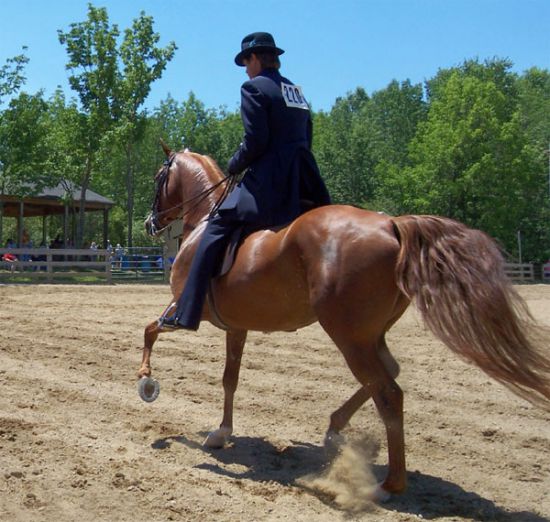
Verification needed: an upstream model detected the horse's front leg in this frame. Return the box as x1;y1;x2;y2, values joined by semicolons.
137;302;177;378
138;320;159;378
204;329;247;448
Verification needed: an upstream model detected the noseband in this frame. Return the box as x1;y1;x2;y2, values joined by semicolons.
148;153;237;236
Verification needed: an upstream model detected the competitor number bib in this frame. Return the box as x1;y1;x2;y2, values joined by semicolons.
281;82;309;110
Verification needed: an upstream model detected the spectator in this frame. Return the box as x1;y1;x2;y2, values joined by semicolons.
21;229;33;265
34;241;48;271
114;243;124;269
2;240;17;272
90;241;98;262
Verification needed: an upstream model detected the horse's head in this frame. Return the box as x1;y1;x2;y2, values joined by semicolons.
145;140;183;237
145;141;232;237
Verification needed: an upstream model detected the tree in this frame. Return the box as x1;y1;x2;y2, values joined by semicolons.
150;92;242;167
362;80;427;213
400;63;544;259
112;12;176;246
0;92;51;195
517;68;550;146
313;87;371;205
367;80;426;167
0;48;29;106
58;4;119;246
58;5;176;247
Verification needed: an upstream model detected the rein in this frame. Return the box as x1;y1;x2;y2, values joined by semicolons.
149;153;236;235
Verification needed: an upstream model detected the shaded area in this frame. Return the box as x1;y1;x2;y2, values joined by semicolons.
152;432;548;521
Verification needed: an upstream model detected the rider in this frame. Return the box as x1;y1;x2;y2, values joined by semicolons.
162;31;331;330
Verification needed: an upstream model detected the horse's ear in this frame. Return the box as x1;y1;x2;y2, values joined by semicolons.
159;138;172;158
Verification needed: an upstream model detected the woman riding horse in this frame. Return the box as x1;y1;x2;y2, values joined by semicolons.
161;32;330;331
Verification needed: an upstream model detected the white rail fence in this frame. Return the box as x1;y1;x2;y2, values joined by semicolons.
0;247;111;283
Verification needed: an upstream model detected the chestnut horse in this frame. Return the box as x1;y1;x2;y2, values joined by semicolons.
139;145;550;501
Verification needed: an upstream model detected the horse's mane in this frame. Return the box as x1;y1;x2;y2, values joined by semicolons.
173;151;227;224
177;151;225;184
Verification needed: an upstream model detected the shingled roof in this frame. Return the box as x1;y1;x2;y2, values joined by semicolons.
0;182;114;217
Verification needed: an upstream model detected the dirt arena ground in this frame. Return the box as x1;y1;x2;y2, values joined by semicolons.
0;283;549;522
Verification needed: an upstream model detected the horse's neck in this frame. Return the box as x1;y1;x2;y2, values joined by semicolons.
178;153;225;230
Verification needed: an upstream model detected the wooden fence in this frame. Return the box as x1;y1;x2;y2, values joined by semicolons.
0;248;539;285
503;262;535;283
0;247;111;283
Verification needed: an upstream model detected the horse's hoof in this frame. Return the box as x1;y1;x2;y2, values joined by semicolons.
203;427;231;449
324;430;346;458
370;483;391;503
138;376;160;403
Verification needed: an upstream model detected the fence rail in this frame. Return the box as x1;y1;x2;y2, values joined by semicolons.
0;248;540;285
504;262;535;282
1;246;167;283
0;247;111;283
110;247;165;281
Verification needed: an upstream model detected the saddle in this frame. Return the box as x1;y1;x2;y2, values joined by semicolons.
218;226;245;277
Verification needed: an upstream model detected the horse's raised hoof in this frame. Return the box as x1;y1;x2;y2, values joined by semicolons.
138;376;160;403
323;430;346;459
203;427;232;449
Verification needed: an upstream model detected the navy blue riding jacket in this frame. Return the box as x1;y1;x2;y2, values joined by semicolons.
222;68;331;227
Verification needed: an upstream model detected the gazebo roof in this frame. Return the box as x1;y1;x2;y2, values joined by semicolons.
0;182;115;217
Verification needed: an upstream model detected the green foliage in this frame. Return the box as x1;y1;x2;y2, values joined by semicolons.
57;5;119;133
0;48;29;105
314;87;372;204
398;62;546;260
517;67;550;149
0;91;52;194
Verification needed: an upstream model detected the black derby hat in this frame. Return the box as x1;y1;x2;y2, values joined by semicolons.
234;32;284;66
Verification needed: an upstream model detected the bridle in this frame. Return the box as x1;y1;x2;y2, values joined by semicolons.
147;153;237;236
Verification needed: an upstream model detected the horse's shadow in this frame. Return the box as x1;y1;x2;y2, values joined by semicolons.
152;433;324;485
151;434;547;521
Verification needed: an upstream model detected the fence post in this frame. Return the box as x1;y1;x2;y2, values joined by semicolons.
105;250;112;284
46;252;53;283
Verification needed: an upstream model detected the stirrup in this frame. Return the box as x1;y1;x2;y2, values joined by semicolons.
158;303;181;330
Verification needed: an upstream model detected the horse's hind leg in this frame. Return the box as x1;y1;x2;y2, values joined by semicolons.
372;377;405;496
330;335;406;499
325;386;371;452
204;329;247;448
325;339;400;449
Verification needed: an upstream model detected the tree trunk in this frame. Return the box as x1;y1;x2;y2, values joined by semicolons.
126;144;134;248
77;155;92;248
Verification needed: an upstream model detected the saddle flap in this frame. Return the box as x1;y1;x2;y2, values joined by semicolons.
218;225;245;277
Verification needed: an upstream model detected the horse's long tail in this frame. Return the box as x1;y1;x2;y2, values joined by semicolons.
392;214;550;410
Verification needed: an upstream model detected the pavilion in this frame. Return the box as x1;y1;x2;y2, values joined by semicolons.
0;182;114;248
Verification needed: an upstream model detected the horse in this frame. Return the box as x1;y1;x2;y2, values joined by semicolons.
139;144;550;502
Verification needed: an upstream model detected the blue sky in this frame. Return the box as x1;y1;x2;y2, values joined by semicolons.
1;0;549;112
